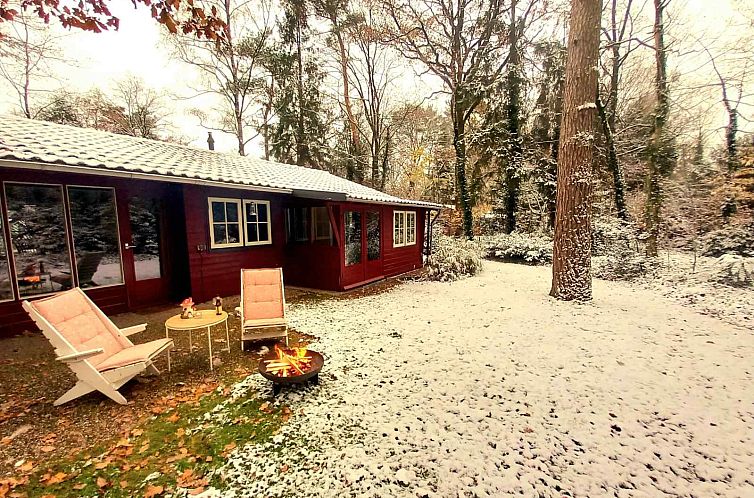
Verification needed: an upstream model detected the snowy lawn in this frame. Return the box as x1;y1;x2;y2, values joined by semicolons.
216;261;753;497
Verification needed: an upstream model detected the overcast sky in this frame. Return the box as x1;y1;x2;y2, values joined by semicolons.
0;0;747;156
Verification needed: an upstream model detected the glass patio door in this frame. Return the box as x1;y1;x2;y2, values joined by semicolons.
342;207;383;287
123;196;170;307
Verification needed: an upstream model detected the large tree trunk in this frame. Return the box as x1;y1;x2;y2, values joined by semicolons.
452;99;474;239
725;106;738;173
503;0;522;234
644;0;670;256
550;0;602;301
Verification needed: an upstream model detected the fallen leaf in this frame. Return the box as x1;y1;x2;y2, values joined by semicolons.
144;484;164;498
205;456;213;462
131;429;144;437
119;480;129;489
280;464;289;473
43;472;67;485
189;487;205;495
96;477;108;488
166;413;180;423
95;462;109;470
223;442;236;452
73;483;86;490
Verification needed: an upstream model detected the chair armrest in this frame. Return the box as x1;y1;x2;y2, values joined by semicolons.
120;324;147;337
56;348;104;363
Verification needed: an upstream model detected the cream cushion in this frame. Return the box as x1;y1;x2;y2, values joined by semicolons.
96;338;173;372
243;269;284;320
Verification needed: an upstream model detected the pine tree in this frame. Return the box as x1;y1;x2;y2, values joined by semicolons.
550;0;602;301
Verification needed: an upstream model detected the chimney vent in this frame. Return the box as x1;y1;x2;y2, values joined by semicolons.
207;131;215;151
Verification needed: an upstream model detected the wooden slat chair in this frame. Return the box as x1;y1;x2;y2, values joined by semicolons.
22;288;173;406
238;268;289;350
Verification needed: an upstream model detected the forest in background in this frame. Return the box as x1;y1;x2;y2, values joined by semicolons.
1;0;753;258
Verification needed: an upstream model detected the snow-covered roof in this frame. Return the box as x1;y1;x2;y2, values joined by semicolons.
0;116;442;209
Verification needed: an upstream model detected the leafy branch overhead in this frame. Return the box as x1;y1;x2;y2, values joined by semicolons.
0;0;227;40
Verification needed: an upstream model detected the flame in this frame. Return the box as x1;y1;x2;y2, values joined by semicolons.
263;345;312;377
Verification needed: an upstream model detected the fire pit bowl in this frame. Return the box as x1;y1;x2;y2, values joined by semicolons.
258;348;324;395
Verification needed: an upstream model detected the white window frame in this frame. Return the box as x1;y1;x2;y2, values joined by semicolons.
243;200;272;246
0;214;14;303
312;206;332;241
208;197;243;249
393;210;417;248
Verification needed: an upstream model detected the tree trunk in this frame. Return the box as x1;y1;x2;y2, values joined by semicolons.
294;11;311;167
547;65;565;230
550;0;601;301
596;94;628;220
503;0;522;234
452;99;474;239
725;106;738;173
644;0;670;257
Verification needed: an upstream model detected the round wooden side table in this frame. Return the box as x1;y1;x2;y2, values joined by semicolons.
164;310;230;371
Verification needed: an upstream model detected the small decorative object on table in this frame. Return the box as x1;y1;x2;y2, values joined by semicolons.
180;297;196;319
214;295;223;316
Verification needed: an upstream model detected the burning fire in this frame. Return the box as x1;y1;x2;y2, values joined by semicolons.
263;345;313;377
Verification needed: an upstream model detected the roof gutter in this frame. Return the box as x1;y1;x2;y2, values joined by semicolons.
343;195;444;210
0;159;293;194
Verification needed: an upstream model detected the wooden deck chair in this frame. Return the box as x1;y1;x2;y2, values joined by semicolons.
238;268;289;350
22;288;173;406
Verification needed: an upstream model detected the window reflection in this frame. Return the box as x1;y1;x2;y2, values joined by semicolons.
345;211;361;266
68;187;123;288
367;212;380;261
6;184;72;297
0;222;12;301
129;197;162;281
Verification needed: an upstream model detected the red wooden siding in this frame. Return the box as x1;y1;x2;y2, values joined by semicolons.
382;206;425;278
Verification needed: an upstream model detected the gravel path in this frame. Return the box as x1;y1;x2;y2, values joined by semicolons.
214;261;754;497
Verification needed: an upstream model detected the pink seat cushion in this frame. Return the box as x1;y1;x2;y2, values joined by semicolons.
244;317;287;328
33;289;128;367
243;269;285;321
96;338;173;372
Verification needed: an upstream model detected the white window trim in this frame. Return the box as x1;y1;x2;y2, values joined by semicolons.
312;206;332;241
243;199;272;246
208;197;243;249
393;210;417;248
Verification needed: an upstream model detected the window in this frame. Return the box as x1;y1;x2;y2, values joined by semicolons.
344;211;362;266
367;211;380;261
312;207;332;241
0;221;12;302
129;197;162;280
5;183;73;297
208;198;242;248
244;200;272;245
285;207;308;243
68;187;124;288
393;210;417;247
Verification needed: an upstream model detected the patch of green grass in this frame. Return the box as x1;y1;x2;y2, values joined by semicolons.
17;387;285;497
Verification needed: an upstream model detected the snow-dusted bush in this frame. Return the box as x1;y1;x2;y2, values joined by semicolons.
426;234;483;282
711;254;753;288
592;218;638;256
701;222;754;257
480;232;552;264
593;246;661;281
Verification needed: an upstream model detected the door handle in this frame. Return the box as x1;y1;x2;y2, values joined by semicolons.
124;242;134;250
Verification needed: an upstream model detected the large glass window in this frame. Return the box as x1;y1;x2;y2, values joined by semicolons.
367;211;381;261
312;207;332;241
68;187;123;288
0;222;12;301
244;200;272;246
208;197;242;248
5;184;73;297
129;197;162;281
285;207;308;243
393;210;416;247
344;211;362;266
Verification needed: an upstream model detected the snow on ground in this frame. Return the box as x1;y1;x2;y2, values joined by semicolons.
212;261;754;498
635;252;753;330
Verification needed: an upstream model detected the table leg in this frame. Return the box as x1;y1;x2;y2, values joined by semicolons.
189;330;193;352
165;325;171;372
225;319;231;352
207;325;213;371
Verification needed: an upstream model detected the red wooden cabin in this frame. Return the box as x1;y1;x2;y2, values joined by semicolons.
0;118;441;336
